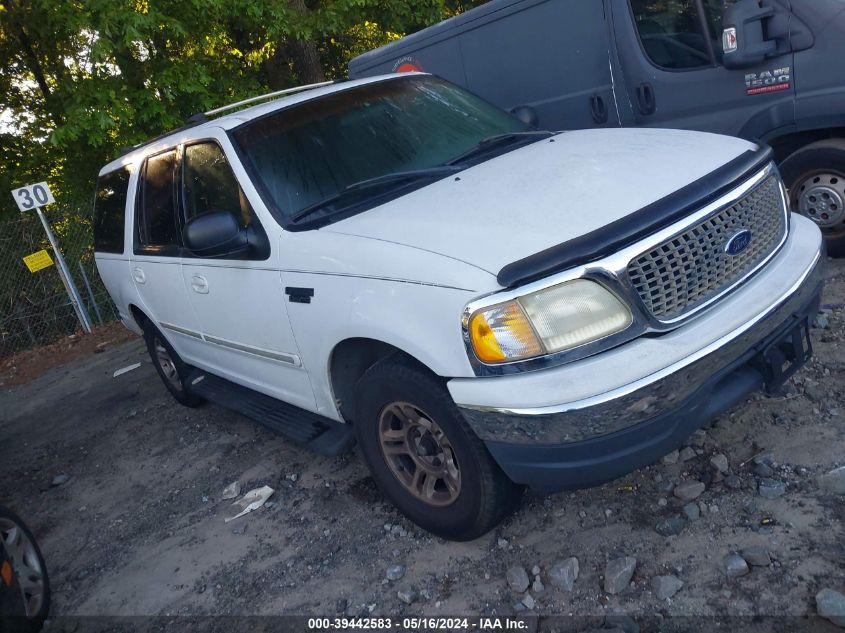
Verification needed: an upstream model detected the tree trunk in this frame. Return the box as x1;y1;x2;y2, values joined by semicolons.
286;0;325;84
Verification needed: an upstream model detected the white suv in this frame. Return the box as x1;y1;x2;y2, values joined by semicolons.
94;73;825;540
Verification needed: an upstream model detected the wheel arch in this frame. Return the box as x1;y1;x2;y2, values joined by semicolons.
764;127;845;163
328;337;442;424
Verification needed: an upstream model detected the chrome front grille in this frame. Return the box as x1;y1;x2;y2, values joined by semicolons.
627;176;787;322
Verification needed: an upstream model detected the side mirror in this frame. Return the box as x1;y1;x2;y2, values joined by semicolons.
509;105;540;129
183;211;250;258
722;0;780;69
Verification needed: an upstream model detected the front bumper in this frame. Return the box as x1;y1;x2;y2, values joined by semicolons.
450;216;825;489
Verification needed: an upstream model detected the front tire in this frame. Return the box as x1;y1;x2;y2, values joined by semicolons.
780;139;845;257
354;356;523;541
142;321;204;407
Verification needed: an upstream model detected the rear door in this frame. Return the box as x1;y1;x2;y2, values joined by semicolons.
130;149;207;364
178;136;317;411
610;0;795;138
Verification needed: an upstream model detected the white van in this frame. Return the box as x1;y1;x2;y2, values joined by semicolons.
94;73;825;540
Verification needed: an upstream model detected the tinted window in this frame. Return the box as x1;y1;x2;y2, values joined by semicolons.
138;150;179;249
233;76;527;221
630;0;713;69
93;168;129;253
183;143;254;229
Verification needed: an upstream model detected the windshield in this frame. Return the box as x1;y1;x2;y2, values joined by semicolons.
232;75;529;223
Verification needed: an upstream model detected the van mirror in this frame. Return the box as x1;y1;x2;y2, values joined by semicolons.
508;105;540;129
722;0;780;69
183;211;251;258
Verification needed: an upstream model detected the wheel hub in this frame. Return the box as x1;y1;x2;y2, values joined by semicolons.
378;402;461;507
154;338;182;392
795;172;845;230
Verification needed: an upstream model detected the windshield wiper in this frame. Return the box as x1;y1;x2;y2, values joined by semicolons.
447;131;555;166
292;165;463;223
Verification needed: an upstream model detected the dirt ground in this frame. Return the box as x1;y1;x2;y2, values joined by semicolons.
1;259;844;631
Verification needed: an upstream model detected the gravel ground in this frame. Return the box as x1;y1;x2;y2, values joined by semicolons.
1;258;844;631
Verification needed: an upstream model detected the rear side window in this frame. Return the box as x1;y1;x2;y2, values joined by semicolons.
630;0;715;69
137;150;179;250
93;168;130;253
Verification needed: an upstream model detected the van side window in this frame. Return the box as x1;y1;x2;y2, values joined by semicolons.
137;149;180;250
630;0;714;69
183;142;257;230
93;167;130;254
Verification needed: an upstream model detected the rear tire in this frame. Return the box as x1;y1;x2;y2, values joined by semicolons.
142;321;204;407
780;139;845;257
354;356;523;541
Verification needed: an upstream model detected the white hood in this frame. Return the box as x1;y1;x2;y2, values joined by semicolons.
325;128;758;276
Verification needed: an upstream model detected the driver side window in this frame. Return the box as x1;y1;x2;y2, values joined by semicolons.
183;142;257;230
630;0;717;70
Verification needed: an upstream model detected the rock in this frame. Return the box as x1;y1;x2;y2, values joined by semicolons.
531;565;541;576
51;474;71;487
710;454;730;474
497;537;509;549
652;575;684;600
813;313;830;330
682;502;701;521
679;447;697;462
723;554;750;578
605;613;640;633
674;480;706;501
506;566;530;593
724;475;743;490
231;524;247;535
655;517;687;537
522;593;536;610
818;466;845;494
759;479;787;499
658;498;668;507
816;588;845;627
689;430;708;447
662;450;680;465
548;557;579;591
336;598;348;614
741;547;771;567
221;481;241;500
397;585;418;605
532;577;545;593
755;463;775;478
604;557;637;595
386;564;406;581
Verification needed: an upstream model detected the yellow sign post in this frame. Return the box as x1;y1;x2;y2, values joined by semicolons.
23;249;54;273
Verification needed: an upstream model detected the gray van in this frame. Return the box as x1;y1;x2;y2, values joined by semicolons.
349;0;845;255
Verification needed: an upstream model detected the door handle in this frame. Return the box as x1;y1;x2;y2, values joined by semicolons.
590;94;609;125
636;82;656;116
132;268;146;284
191;275;209;294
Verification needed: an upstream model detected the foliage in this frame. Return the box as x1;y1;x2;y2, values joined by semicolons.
0;0;482;219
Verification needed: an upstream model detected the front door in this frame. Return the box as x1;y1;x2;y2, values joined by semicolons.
610;0;796;139
178;136;317;412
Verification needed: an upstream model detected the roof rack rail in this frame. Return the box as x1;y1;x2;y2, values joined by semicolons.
200;80;336;118
118;80;338;157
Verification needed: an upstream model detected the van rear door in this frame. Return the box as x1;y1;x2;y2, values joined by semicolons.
609;0;796;139
350;0;620;131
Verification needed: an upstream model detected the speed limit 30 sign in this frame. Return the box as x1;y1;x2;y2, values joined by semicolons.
12;181;55;212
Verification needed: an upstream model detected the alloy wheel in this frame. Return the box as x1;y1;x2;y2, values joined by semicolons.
154;338;183;392
0;517;46;618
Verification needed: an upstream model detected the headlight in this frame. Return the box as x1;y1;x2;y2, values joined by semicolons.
467;280;632;364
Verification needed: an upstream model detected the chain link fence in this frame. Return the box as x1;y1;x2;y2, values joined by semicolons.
0;209;119;359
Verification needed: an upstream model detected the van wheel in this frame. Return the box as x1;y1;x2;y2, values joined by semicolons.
143;322;204;408
780;139;845;257
354;356;523;541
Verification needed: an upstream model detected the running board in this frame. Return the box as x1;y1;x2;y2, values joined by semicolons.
186;370;354;457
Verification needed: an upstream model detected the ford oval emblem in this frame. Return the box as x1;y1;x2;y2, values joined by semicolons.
725;230;752;256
